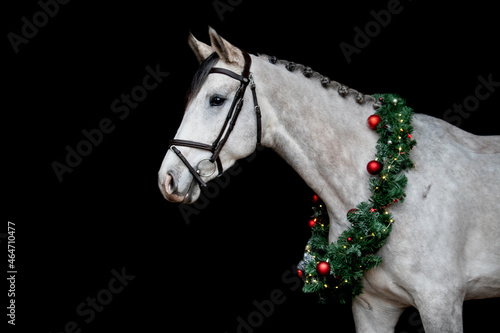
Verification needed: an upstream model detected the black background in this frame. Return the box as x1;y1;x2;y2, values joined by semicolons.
5;0;499;332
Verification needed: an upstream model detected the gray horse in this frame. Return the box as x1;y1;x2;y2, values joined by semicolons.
158;28;500;332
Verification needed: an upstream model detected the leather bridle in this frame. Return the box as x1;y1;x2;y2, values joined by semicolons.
168;51;262;188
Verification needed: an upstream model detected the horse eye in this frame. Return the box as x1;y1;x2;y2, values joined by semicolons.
209;95;226;107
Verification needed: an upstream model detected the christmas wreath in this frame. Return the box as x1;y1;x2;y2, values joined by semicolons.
297;93;417;304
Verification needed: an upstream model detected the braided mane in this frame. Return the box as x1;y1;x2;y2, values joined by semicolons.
258;54;379;108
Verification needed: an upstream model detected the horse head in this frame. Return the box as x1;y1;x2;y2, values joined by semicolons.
158;28;261;203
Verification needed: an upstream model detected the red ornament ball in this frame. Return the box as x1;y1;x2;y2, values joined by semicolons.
367;114;382;130
347;208;358;221
367;160;383;175
316;261;331;276
347;237;352;242
308;218;317;228
297;269;304;279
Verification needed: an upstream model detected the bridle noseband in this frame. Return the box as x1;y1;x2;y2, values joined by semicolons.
168;51;262;188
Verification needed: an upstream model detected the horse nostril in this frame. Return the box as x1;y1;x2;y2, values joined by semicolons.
159;172;185;203
165;173;176;195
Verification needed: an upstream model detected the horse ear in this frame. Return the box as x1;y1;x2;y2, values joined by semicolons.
188;33;213;64
208;27;244;65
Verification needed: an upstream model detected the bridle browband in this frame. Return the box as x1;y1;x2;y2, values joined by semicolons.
168;51;262;188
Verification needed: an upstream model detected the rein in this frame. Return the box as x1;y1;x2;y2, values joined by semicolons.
168;51;262;188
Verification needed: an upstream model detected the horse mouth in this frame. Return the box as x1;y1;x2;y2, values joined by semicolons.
182;178;201;204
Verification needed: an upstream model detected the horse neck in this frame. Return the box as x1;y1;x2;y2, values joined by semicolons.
253;55;380;239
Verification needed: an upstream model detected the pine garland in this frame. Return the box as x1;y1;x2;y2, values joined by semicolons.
297;93;417;304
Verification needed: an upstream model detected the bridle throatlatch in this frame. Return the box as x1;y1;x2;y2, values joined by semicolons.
168;51;262;188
